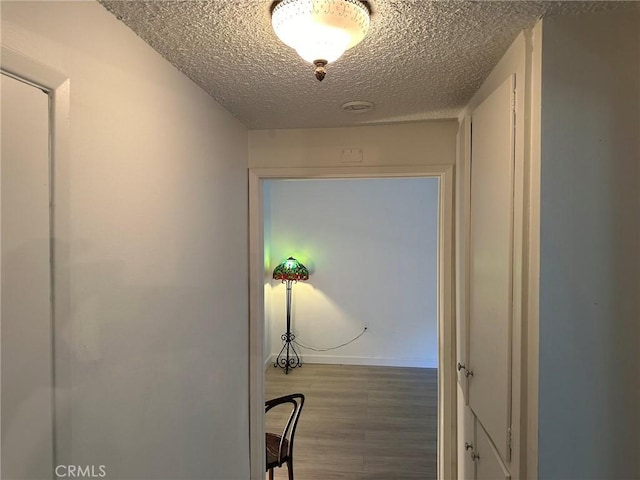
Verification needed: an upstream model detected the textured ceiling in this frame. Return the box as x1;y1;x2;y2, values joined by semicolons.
98;0;634;129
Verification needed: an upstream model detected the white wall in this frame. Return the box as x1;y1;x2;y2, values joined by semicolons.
264;178;439;368
537;9;639;479
1;2;249;479
249;120;457;169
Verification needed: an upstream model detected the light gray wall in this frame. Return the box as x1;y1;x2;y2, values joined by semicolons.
248;120;458;169
1;2;249;479
264;178;439;368
538;9;639;479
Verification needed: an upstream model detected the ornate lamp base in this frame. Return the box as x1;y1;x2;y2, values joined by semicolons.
274;331;301;374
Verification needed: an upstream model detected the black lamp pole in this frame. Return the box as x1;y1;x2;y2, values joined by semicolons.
274;279;302;374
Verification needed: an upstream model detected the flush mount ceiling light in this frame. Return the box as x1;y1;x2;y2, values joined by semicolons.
271;0;371;81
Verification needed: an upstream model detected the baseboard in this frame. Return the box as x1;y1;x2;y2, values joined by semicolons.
267;354;437;369
264;354;273;372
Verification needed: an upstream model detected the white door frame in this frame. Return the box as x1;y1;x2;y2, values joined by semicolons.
248;165;456;480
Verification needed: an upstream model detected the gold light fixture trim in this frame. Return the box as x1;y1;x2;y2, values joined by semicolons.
271;0;371;81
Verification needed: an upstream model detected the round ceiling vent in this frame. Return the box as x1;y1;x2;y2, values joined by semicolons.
341;101;375;114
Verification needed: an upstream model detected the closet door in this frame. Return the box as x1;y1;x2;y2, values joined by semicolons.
1;73;53;479
459;405;476;480
475;421;511;480
467;75;515;463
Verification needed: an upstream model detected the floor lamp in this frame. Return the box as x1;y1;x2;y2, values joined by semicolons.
272;257;309;374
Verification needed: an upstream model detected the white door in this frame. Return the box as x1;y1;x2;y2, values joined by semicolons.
458;403;476;480
1;73;53;479
475;421;511;480
467;74;515;464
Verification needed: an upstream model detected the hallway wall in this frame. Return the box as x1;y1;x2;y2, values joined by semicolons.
1;2;249;478
538;9;640;479
248;120;457;169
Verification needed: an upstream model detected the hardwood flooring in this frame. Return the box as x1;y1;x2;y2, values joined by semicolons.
265;364;437;480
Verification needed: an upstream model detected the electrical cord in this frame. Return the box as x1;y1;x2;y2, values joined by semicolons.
293;326;367;352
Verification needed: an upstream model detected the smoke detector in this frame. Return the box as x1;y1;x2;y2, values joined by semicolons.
341;101;375;113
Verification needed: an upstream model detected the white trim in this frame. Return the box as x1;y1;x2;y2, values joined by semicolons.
248;170;265;480
248;165;456;480
455;115;472;402
0;46;68;91
289;355;438;369
525;20;542;480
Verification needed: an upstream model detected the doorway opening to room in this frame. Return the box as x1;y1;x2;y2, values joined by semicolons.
264;176;438;479
248;166;456;480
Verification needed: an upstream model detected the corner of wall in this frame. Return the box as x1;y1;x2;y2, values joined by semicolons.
524;17;543;480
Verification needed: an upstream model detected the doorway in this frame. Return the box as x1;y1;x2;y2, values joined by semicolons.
248;165;456;480
264;177;438;370
263;176;439;478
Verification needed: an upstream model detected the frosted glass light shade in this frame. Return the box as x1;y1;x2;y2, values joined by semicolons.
272;0;370;64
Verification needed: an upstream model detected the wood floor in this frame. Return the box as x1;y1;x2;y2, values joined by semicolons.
265;363;437;480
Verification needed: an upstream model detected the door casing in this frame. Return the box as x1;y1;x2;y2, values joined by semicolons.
248;165;456;480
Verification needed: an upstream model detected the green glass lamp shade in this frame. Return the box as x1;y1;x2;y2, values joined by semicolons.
273;257;309;282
